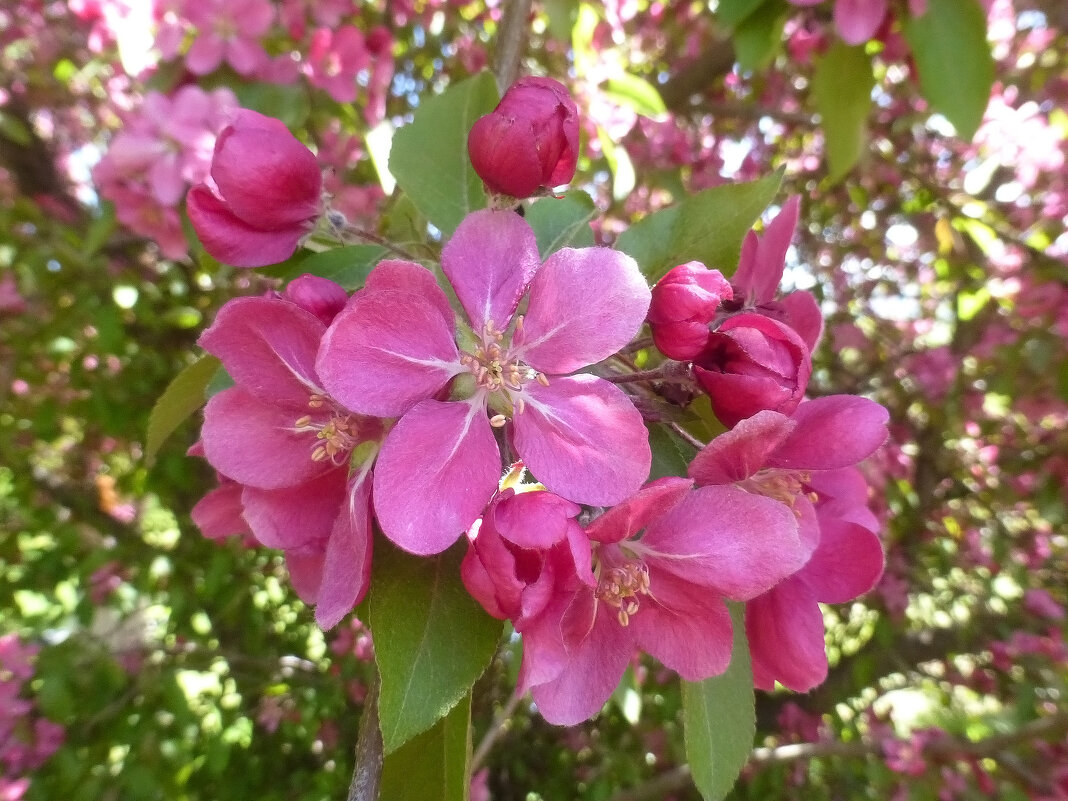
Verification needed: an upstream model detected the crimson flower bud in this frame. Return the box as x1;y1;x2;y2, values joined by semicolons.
467;76;579;199
187;109;322;267
647;261;732;360
693;313;812;427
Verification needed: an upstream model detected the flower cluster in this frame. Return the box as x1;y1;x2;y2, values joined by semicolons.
191;82;887;726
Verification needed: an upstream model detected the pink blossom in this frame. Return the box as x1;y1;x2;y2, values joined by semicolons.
689;396;889;690
693;313;813;428
516;478;806;725
306;26;370;104
187;109;323;267
183;0;273;76
317;209;652;555
787;0;888;46
196;283;379;628
468;77;580;198
647;261;732;360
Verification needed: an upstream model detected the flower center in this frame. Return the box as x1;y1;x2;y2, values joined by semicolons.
294;393;362;465
596;559;651;627
459;319;548;425
739;468;814;514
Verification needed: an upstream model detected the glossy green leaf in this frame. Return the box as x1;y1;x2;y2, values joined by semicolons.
603;73;667;117
902;0;994;141
379;692;472;801
369;543;502;754
733;0;787;72
525;190;597;259
615;169;783;282
259;244;387;290
145;355;221;460
232;82;311;129
812;43;874;182
682;602;754;801
389;72;499;237
716;0;770;26
648;423;696;481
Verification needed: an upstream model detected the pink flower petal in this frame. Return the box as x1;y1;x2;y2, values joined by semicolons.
186;33;225;75
187;185;308;267
746;578;828;691
199;296;325;407
733;196;799;304
315;475;374;629
373;399;501;554
363;260;455;326
211;111;322;227
802;518;884;604
317;288;462;417
285;546;327;605
441;209;539;334
688;410;796;485
834;0;888;45
513;375;651;506
641;485;804;600
201;387;332;489
191;482;250;540
241;468;347;549
585;477;693;544
780;290;824;351
770;395;889;470
631;576;733;680
528;605;635;726
491;490;582;549
517;247;651;374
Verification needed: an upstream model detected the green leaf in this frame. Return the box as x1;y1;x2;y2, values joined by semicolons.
380;692;472;801
525;190;597;259
902;0;994;141
145;355;221;461
716;0;771;26
259;244;387;290
389;72;499;237
369;543;502;753
602;73;667;118
811;43;874;182
615;170;783;282
733;0;787;72
232;82;311;129
682;602;755;801
648;423;696;481
0;110;33;146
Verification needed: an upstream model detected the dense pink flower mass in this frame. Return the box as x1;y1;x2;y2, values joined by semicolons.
468;77;580;198
689;395;890;690
509;478;806;725
317;209;652;555
195;277;380;628
187;109;323;267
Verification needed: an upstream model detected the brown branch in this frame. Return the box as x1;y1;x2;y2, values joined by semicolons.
493;0;533;94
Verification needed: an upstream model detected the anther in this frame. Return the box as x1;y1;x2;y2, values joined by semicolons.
489;414;509;428
536;372;550;387
514;397;526;415
294;415;312;428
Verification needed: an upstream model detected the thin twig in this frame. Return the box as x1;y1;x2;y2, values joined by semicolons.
669;422;706;451
340;223;420;261
493;0;533;93
471;690;525;772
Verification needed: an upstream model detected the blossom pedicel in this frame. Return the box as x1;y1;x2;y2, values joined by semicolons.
467;76;580;198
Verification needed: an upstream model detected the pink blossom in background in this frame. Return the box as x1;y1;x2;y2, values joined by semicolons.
195;282;381;628
306;26;370;104
317;209;652;555
787;0;889;46
516;478;805;725
183;0;273;76
187;109;323;267
0;272;27;315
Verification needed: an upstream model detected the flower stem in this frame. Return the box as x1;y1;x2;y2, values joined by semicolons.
347;671;383;801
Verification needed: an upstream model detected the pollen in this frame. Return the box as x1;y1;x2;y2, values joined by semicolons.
294;395;361;465
596;560;651;627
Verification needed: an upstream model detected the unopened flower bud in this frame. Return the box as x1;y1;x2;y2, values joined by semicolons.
467;76;579;199
693;313;812;427
187;109;323;267
647;261;732;360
